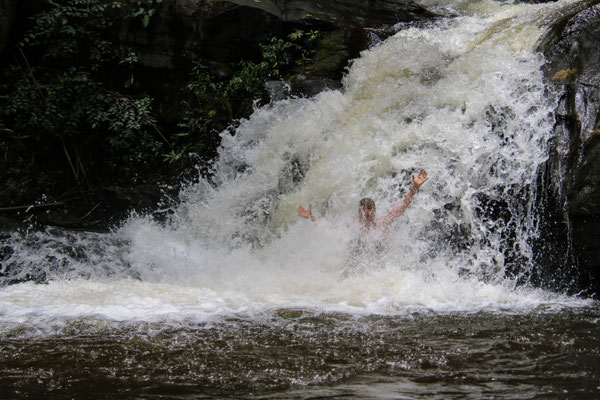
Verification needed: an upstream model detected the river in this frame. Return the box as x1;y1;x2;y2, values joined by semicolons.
1;0;599;398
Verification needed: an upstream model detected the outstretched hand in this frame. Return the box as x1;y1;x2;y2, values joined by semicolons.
412;169;428;189
297;204;315;221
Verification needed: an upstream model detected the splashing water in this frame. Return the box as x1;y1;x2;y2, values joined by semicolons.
0;0;594;326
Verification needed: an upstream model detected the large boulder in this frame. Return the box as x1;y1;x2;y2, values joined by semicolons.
206;0;436;26
540;2;600;295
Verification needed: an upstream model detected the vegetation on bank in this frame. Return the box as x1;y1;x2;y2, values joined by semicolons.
174;29;322;164
0;0;323;211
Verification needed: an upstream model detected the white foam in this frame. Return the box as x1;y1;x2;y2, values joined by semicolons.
0;0;593;326
0;271;590;326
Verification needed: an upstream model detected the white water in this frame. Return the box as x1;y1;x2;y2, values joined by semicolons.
0;0;594;326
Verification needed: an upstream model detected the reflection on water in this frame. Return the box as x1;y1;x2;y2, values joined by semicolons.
1;308;599;399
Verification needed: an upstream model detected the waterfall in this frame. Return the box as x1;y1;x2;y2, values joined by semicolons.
0;0;591;322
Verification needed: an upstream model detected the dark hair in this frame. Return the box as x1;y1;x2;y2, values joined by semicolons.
359;197;375;209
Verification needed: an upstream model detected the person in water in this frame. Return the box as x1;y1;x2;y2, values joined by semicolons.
297;169;429;275
297;169;429;230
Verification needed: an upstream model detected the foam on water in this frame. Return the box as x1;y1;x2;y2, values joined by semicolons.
0;0;595;326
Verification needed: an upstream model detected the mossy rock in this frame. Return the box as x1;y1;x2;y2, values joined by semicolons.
306;30;350;78
299;29;368;80
289;74;342;97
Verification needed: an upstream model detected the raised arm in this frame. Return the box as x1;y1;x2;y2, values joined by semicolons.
297;204;316;222
380;169;428;227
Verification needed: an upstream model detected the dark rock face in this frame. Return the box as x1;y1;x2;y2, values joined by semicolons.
216;0;436;26
118;0;435;74
540;2;600;295
114;0;435;122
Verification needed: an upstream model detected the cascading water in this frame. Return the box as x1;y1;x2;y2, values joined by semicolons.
118;0;587;313
0;0;592;319
1;2;599;398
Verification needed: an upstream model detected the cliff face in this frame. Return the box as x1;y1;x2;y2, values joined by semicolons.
540;1;600;295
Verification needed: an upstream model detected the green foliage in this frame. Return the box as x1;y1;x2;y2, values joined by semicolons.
0;1;323;208
258;29;322;79
173;64;231;162
130;0;163;28
177;29;322;152
0;0;164;204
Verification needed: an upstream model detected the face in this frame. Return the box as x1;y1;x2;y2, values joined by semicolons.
360;203;376;224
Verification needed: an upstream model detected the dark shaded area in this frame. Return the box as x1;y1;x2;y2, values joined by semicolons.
530;163;581;293
539;1;600;297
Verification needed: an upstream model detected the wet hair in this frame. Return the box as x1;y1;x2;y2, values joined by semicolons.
359;197;375;209
358;197;375;223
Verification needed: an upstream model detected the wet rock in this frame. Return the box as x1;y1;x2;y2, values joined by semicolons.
303;29;362;79
218;0;436;26
290;74;342;97
517;0;559;3
265;80;292;101
179;0;435;26
0;216;26;232
102;184;164;215
569;135;600;215
540;2;600;295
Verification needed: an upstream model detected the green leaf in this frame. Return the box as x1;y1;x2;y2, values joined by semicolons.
124;75;135;88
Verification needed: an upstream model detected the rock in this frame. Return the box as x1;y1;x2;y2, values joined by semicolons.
541;4;600;146
569;134;600;215
103;184;164;214
0;185;165;232
540;3;600;295
517;0;559;3
302;29;364;80
212;0;437;26
265;80;292;101
0;216;26;232
117;0;435;74
290;74;342;97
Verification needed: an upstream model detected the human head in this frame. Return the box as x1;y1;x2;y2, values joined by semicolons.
358;197;376;224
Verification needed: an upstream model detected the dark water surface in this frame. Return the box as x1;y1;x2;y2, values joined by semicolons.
1;306;599;399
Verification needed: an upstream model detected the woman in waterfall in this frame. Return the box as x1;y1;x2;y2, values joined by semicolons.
297;170;429;274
